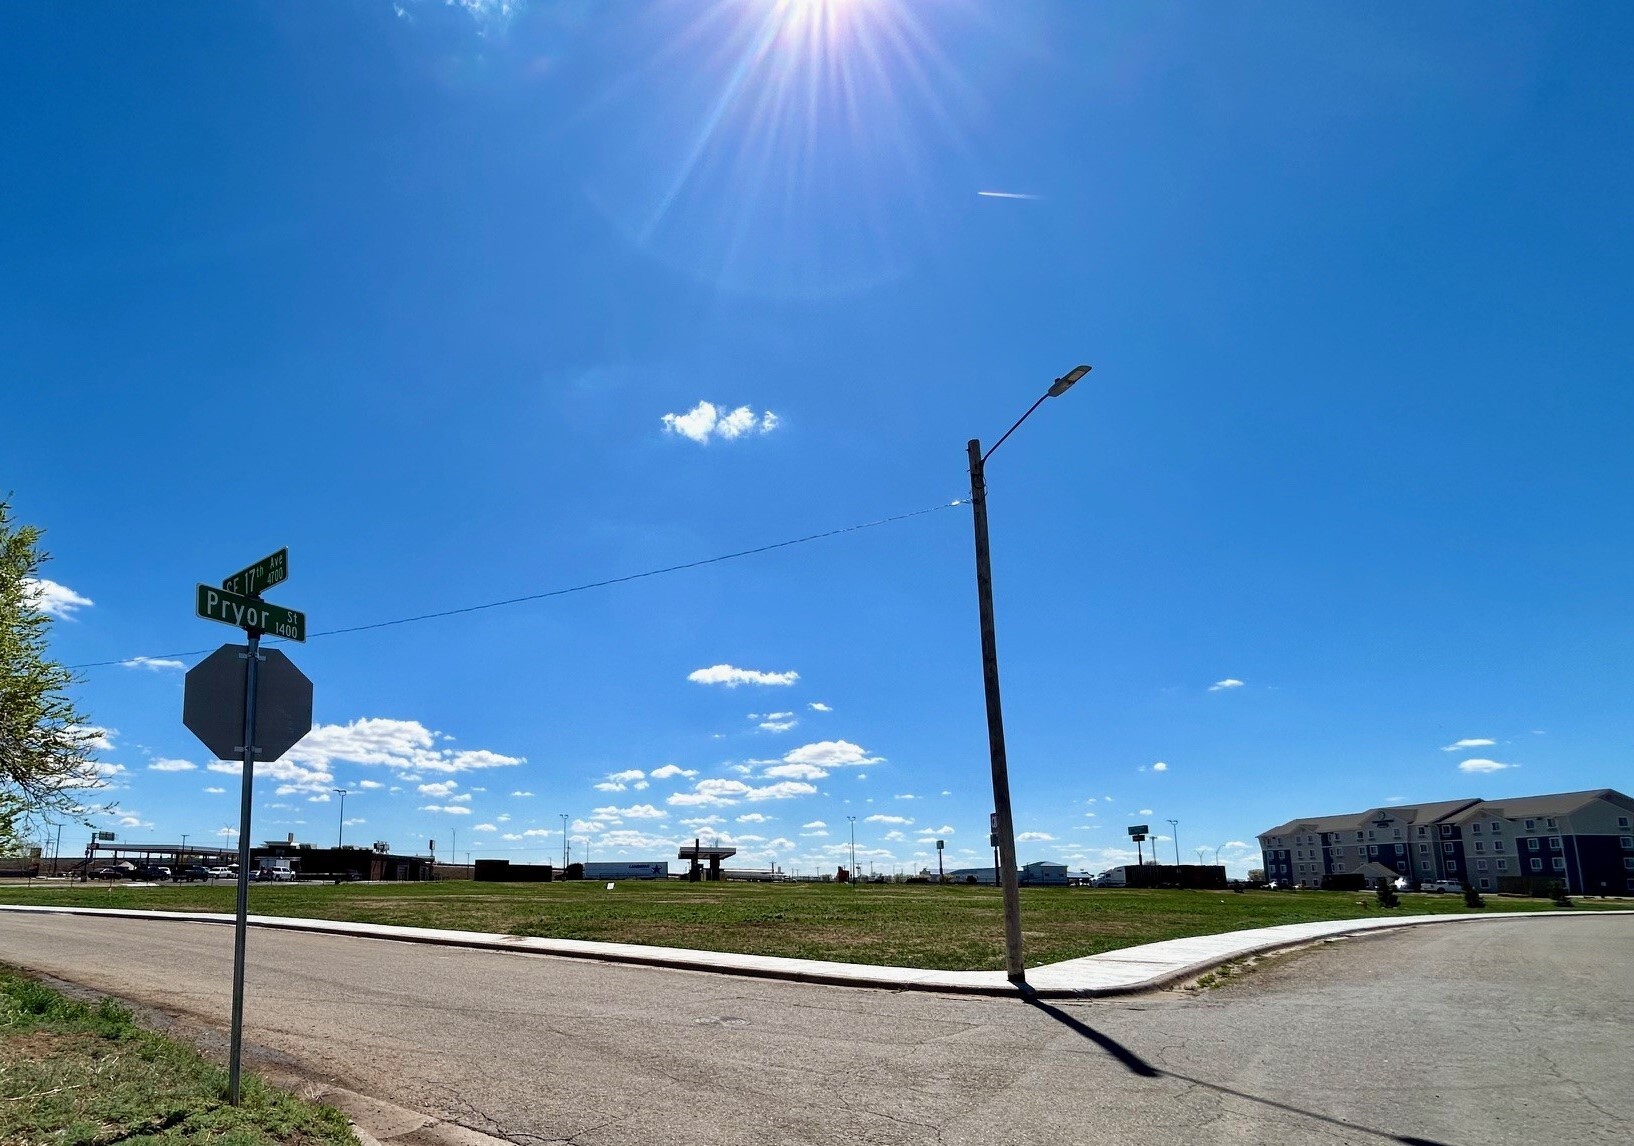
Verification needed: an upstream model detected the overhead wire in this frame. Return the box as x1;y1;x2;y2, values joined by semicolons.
67;498;967;670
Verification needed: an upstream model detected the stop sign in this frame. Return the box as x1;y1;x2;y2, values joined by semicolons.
183;643;313;762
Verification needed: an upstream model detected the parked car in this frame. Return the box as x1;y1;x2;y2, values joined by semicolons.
133;865;171;881
207;867;236;880
178;865;213;882
91;866;134;880
1423;879;1464;893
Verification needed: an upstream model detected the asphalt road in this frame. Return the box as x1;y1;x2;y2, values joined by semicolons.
1;913;1628;1145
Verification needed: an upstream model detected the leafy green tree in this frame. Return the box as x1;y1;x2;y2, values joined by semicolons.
0;499;105;852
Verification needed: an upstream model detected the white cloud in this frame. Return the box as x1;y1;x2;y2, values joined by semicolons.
449;793;472;804
418;781;459;798
801;829;829;837
667;778;817;806
571;819;606;834
121;656;184;672
802;820;826;829
1441;738;1497;752
865;814;912;825
1151;762;1168;773
782;740;881;768
357;780;384;790
147;758;197;772
688;664;799;688
761;762;828;781
501;833;523;842
215;827;239;838
22;578;93;620
496;813;510;822
521;829;552;838
511;790;534;798
70;726;117;753
1017;831;1055;842
648;764;697;780
1138;809;1153;816
597;829;679;851
1209;678;1245;691
662;402;781;444
883;831;906;842
1458;758;1517;774
758;721;797;733
736;813;773;824
203;786;226;794
808;702;832;713
419;804;473;815
474;823;498;832
894;794;918;800
680;815;725;828
919;825;955;835
282;718;524;782
593;803;667;820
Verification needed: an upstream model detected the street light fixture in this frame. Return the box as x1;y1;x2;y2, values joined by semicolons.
847;815;858;887
1168;819;1180;866
334;789;348;848
968;363;1091;986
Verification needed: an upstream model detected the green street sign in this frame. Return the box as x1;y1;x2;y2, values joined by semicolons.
196;584;306;642
222;548;288;597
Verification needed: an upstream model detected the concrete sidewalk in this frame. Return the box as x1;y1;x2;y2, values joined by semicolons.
2;902;1627;998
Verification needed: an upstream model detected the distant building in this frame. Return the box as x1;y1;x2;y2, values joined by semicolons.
947;866;998;885
1258;788;1634;894
1020;861;1068;886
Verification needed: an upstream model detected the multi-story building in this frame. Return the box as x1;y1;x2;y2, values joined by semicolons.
1258;788;1634;894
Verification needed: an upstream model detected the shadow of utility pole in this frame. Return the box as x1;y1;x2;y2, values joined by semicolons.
1023;997;1454;1146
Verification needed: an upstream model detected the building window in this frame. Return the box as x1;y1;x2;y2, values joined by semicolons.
1479;878;1491;890
1490;821;1502;833
1524;819;1535;831
1620;837;1633;850
1473;842;1485;854
1493;840;1505;852
1625;858;1634;872
1546;818;1557;829
1619;816;1631;830
1368;830;1376;841
1497;859;1509;871
1368;845;1378;856
1477;859;1489;871
1443;842;1455;854
1548;836;1562;850
1335;863;1345;873
1393;828;1402;839
1531;858;1543;872
1552;858;1566;872
1356;831;1364;841
1441;825;1454;837
1447;860;1458;872
1420;860;1432;872
1471;823;1482;834
1417;827;1427;838
1418;843;1430;854
1527;838;1540;851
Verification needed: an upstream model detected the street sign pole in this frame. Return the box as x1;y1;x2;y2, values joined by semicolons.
227;630;260;1106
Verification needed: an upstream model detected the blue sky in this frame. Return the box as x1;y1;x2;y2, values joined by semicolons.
7;1;1632;877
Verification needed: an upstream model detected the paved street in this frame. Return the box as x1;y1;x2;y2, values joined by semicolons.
1;913;1629;1145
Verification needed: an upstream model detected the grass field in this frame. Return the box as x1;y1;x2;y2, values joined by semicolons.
0;879;1614;971
0;964;356;1144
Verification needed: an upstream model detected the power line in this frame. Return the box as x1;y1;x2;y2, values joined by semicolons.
69;499;965;670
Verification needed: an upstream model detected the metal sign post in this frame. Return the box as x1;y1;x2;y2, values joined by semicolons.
182;548;310;1106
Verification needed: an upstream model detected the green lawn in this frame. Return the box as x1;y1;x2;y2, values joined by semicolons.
0;964;356;1145
0;879;1615;971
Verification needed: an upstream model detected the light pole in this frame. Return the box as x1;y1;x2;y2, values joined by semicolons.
1168;819;1180;865
968;363;1091;985
847;815;857;886
333;789;348;848
560;814;569;870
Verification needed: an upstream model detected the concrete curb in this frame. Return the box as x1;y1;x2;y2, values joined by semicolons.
2;902;1630;999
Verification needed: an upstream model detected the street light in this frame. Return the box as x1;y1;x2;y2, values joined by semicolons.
334;789;348;848
968;363;1091;985
560;814;570;870
847;815;857;887
1168;819;1180;866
